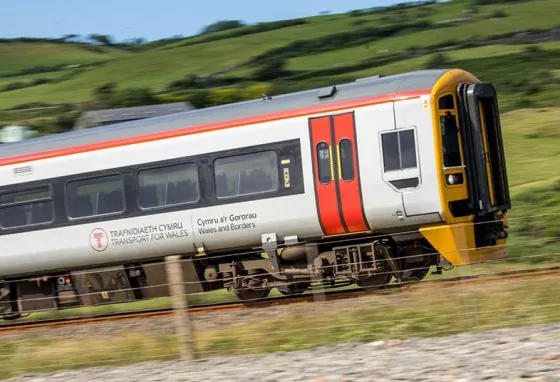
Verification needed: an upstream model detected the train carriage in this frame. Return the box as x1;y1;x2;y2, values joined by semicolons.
0;68;511;318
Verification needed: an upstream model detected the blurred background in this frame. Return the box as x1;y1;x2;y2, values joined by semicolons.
1;0;559;380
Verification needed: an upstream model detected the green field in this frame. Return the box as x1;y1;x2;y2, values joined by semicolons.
0;0;559;109
0;42;129;77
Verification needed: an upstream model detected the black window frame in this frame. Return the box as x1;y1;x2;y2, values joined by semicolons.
0;184;55;230
339;138;355;182
441;112;463;168
316;141;331;184
438;94;455;110
213;149;280;199
380;128;418;173
137;161;201;211
0;139;305;237
65;173;126;220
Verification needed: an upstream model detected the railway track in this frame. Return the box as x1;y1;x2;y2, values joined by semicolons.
1;265;558;335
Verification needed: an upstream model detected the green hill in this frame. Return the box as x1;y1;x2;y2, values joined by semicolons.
0;42;129;77
0;0;559;111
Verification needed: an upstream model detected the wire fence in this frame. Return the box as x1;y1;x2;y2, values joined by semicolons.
0;214;559;378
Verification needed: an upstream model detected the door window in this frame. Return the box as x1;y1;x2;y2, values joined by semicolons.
316;142;331;184
339;139;355;181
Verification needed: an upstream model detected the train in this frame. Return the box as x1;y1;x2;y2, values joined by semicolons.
0;68;511;318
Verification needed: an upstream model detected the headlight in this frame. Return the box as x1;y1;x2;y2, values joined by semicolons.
446;173;463;185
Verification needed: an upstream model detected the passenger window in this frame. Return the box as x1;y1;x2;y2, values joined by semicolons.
0;186;53;229
381;129;417;172
138;163;199;209
316;142;331;184
214;151;278;198
339;139;354;181
441;113;462;167
66;174;124;218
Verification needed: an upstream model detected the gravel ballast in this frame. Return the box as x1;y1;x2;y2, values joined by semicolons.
7;323;560;381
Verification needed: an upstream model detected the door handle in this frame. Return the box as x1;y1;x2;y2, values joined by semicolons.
329;145;335;180
335;144;342;180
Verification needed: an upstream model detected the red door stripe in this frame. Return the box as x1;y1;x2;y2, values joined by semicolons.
309;116;346;235
332;112;370;232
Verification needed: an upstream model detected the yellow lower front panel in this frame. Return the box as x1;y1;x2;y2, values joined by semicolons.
419;222;506;266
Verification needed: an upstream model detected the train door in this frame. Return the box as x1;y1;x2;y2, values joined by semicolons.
388;98;441;218
309;112;371;236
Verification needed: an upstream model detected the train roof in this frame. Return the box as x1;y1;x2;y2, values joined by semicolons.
0;69;450;161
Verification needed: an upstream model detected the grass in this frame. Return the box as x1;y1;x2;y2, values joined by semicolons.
287;41;560;72
2;275;558;379
14;288;283;322
0;43;128;77
498;108;560;263
0;71;70;88
0;0;559;108
502;108;560;189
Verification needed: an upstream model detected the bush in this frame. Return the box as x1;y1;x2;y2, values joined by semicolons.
187;90;210;108
524;44;542;54
167;74;198;91
177;19;307;48
473;0;525;5
424;52;450;69
253;57;288;81
116;88;158;107
156;93;189;104
27;110;81;135
201;20;246;34
10;102;53;110
250;20;434;65
352;19;368;27
242;84;272;99
92;82;117;107
1;82;27;92
488;10;508;18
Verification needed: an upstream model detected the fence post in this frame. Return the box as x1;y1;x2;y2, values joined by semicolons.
165;255;197;361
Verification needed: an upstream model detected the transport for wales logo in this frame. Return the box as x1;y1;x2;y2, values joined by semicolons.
89;228;109;252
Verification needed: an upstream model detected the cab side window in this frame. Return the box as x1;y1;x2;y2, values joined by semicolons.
381;129;418;172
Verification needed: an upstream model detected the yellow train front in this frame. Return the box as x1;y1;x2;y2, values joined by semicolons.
420;69;511;268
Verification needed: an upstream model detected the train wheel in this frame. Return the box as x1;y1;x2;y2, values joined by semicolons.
278;282;310;296
400;263;431;284
235;287;271;301
356;272;392;290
